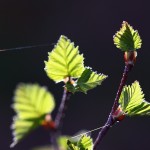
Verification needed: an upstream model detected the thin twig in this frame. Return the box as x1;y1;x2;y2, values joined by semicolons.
93;64;133;150
55;88;72;129
51;88;72;150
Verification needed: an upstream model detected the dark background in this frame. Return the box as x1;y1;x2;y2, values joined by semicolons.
0;0;150;150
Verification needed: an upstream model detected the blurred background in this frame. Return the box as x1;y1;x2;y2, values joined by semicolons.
0;0;150;149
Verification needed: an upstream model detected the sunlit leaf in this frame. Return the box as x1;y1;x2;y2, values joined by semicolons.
77;135;93;150
45;35;84;83
76;68;107;93
113;21;142;51
57;136;69;150
67;135;93;150
11;83;55;147
67;141;79;150
119;81;150;116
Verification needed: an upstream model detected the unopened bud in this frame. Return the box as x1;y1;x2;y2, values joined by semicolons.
113;106;125;121
42;114;56;130
124;51;137;66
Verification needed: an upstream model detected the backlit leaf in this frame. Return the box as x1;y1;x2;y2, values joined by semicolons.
11;83;55;147
113;21;142;51
57;136;69;150
45;35;84;83
67;135;93;150
76;68;108;93
119;81;150;116
77;135;93;150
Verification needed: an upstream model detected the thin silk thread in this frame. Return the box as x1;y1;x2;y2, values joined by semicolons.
0;44;54;52
71;125;109;139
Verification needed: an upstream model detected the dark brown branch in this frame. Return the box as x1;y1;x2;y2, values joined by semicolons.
93;64;133;150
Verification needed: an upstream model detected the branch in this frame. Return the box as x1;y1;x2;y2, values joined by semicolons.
55;88;72;129
93;64;133;150
50;88;72;150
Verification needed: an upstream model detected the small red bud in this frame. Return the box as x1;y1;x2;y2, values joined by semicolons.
113;106;125;122
124;51;137;66
42;114;56;130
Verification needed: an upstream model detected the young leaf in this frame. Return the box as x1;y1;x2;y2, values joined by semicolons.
44;35;84;83
11;83;55;147
67;135;93;150
76;68;108;93
67;141;79;150
57;136;69;150
113;21;142;51
77;135;93;150
119;81;150;116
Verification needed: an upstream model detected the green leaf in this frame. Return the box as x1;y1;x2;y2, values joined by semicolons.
11;83;55;147
113;21;142;51
45;35;84;83
57;136;69;150
119;81;150;116
67;141;79;150
77;135;93;150
65;81;76;94
67;135;93;150
76;68;108;93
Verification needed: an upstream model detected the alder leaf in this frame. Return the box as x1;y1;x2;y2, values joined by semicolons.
11;83;55;147
67;135;93;150
113;21;142;51
76;68;108;93
45;35;84;83
119;81;150;116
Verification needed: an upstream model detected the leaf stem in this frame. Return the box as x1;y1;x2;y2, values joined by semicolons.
93;64;133;150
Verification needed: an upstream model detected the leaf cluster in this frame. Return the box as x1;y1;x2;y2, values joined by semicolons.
10;22;150;150
45;35;107;93
11;35;107;147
